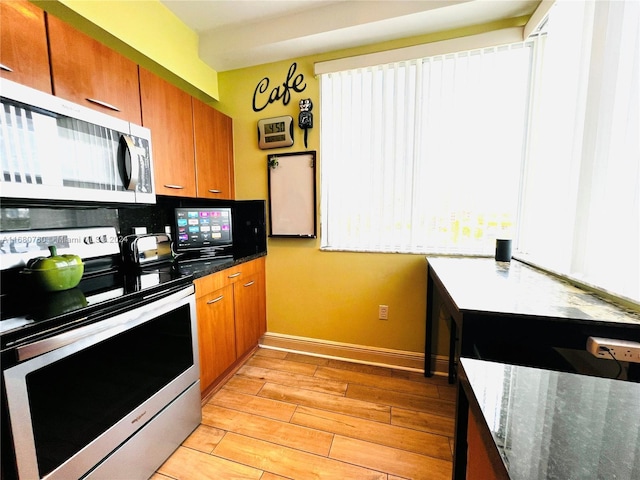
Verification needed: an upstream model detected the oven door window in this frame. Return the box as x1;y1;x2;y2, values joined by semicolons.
25;304;193;478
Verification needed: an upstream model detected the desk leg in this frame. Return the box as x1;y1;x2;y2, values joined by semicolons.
448;315;457;384
453;376;469;480
425;266;434;377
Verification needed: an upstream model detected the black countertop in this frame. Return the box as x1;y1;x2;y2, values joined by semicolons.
176;251;266;280
427;256;640;327
460;357;640;480
0;252;265;359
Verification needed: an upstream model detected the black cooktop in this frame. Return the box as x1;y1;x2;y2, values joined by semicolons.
0;261;193;356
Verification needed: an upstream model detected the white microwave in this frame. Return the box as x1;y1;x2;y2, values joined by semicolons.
0;78;155;204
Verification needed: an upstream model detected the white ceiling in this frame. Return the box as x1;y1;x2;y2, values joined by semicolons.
161;0;541;72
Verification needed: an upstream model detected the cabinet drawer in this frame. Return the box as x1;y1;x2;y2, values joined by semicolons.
193;257;265;298
226;257;264;281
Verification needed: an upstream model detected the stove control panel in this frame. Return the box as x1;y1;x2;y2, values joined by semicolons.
0;227;120;270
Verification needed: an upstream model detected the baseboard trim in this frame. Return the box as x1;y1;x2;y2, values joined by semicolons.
259;332;448;376
200;345;259;405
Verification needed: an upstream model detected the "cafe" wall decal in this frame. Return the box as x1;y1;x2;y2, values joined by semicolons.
252;62;307;112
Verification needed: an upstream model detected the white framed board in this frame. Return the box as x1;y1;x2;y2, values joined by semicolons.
267;151;317;237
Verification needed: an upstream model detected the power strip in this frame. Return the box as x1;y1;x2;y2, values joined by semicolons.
587;336;640;364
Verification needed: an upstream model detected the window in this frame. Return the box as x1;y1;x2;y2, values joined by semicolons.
320;0;639;302
320;44;533;255
518;0;639;302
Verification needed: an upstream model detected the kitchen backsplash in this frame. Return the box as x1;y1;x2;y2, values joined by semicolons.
0;196;267;256
0;206;119;232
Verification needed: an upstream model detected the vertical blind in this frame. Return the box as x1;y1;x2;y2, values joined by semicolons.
518;0;640;302
320;43;532;254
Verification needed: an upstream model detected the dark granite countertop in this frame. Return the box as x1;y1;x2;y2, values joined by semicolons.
176;251;266;280
426;256;640;327
461;357;640;480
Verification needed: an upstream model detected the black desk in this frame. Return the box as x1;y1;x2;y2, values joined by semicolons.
455;357;640;480
424;257;640;383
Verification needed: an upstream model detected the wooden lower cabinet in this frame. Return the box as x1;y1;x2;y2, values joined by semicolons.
196;284;236;392
234;271;266;358
194;257;266;396
466;407;501;480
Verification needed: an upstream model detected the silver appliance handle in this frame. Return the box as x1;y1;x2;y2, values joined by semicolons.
86;97;120;112
119;134;140;191
15;284;194;361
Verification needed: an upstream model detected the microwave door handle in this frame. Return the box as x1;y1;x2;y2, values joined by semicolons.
119;134;140;191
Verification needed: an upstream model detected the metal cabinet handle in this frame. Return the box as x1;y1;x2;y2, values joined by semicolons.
163;184;185;189
86;97;120;112
243;281;255;287
227;272;241;279
207;295;224;304
208;189;222;193
0;63;13;72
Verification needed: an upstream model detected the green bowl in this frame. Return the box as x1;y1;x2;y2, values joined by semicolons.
21;263;84;292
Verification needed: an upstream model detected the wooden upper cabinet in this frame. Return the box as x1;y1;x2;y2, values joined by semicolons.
139;67;196;197
0;0;51;93
47;15;141;124
193;98;235;199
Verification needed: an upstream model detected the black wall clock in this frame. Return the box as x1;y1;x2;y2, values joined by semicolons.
257;115;294;149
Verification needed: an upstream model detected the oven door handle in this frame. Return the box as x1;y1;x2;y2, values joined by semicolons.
15;284;195;362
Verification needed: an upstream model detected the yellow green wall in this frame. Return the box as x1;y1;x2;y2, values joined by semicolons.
32;0;219;101
38;0;530;357
216;16;528;356
215;58;440;354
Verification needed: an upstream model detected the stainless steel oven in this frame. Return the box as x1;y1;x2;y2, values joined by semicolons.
0;228;200;480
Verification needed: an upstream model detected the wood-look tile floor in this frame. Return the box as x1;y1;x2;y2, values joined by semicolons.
152;348;455;480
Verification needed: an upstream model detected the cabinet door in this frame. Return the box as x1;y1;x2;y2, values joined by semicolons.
196;284;236;393
234;270;266;358
139;67;196;197
0;0;51;93
47;15;141;123
466;408;502;480
193;98;235;199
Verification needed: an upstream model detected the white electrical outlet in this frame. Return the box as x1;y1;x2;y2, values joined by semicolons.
378;305;389;320
587;336;640;363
